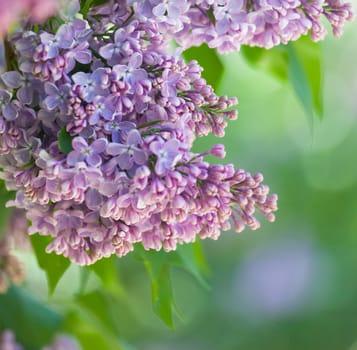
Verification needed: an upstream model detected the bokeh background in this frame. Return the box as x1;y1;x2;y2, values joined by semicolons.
2;10;357;350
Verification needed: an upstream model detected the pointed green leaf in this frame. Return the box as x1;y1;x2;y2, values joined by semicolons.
183;44;224;88
287;43;315;127
242;37;323;120
137;248;175;328
30;234;71;295
175;242;210;290
58;127;73;154
0;286;62;350
291;37;323;118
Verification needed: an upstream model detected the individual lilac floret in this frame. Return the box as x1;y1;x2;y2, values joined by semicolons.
1;71;39;105
0;90;18;121
107;129;148;170
150;138;182;175
67;137;107;167
112;52;148;88
72;68;108;103
39;24;75;60
44;83;72;114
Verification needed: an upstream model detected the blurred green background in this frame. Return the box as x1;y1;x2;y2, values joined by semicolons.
4;14;357;350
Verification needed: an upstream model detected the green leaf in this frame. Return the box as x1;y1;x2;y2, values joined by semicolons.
183;44;224;88
30;234;71;295
64;310;123;350
0;180;15;239
175;242;210;290
286;43;315;127
241;45;289;81
58;127;73;154
291;37;323;118
88;256;124;297
136;248;175;328
76;291;120;333
242;37;323;120
0;286;62;350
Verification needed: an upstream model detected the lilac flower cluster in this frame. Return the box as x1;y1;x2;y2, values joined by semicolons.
0;331;81;350
0;1;279;266
125;0;354;52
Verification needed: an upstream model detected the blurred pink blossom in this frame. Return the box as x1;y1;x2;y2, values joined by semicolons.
0;0;58;36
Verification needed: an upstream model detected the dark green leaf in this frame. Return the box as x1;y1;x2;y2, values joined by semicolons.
0;286;62;350
183;44;224;88
30;234;71;295
58;127;73;154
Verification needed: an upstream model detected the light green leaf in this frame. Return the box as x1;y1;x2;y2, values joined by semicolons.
88;256;124;297
241;45;289;81
58;127;73;154
287;43;315;127
291;36;323;118
0;286;62;350
175;242;210;290
183;44;224;88
30;234;71;295
136;248;176;328
64;310;123;350
242;37;323;121
76;291;120;333
0;180;14;239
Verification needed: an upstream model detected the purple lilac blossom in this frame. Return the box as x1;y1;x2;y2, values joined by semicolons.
0;0;283;265
131;0;354;52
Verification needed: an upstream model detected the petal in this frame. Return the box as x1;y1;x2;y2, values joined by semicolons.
44;82;59;95
2;71;22;88
91;138;107;153
44;95;59;110
3;103;18;121
67;150;85;166
129;52;143;69
127;129;142;145
17;86;33;105
72;71;89;85
99;43;114;60
75;50;92;64
118;152;132;170
56;24;74;48
152;3;167;16
72;137;88;151
86;153;102;167
106;143;126;156
134;149;148;165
